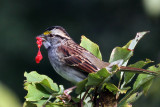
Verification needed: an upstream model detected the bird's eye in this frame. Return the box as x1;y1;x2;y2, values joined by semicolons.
49;34;54;37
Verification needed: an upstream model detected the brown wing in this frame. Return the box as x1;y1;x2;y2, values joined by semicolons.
58;40;99;73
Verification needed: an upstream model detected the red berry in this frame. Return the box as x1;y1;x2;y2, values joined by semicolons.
35;37;43;63
35;50;43;63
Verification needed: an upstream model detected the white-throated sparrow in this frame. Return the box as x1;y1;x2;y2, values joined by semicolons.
37;26;156;84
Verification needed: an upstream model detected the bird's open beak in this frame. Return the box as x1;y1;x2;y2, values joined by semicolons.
36;34;46;41
36;34;51;49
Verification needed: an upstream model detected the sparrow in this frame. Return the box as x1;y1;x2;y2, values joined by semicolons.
37;26;156;84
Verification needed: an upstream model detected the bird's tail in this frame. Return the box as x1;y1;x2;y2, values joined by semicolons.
120;66;158;76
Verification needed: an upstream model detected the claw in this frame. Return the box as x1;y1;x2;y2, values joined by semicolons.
58;86;77;103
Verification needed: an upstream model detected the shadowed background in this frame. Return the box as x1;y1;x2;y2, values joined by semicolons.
0;0;160;106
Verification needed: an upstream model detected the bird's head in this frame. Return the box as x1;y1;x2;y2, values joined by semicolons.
37;26;71;49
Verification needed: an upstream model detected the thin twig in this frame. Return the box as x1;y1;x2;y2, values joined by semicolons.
80;88;90;107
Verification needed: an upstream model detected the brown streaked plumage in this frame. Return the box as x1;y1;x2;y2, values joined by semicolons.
58;39;100;73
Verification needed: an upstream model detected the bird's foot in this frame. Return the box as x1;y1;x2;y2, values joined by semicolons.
57;86;77;103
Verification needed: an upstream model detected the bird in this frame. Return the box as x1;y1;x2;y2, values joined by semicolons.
37;26;157;84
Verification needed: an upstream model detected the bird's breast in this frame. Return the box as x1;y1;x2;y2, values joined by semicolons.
47;47;86;83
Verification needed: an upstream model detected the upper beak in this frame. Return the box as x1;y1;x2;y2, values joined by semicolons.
37;34;46;41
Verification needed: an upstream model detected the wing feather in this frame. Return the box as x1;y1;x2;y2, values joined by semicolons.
58;41;98;73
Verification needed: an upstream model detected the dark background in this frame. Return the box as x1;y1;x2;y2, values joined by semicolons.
0;0;160;106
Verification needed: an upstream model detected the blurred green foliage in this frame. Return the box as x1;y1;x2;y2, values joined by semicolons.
0;0;160;106
0;82;21;107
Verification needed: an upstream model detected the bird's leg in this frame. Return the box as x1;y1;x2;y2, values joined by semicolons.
63;86;77;101
56;86;77;103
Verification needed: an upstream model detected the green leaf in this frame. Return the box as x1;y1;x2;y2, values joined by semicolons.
56;85;64;95
118;104;132;107
109;47;133;63
109;31;148;79
120;64;160;104
44;101;70;107
24;71;59;92
104;83;119;94
123;59;153;86
24;71;67;106
127;31;149;51
142;79;153;95
71;97;81;103
45;104;65;107
133;64;160;93
118;92;143;107
30;100;48;107
120;31;149;67
86;68;112;86
83;96;93;107
125;92;143;104
122;40;132;49
133;66;158;90
133;74;154;91
23;101;36;107
109;32;147;63
148;64;160;72
76;78;88;94
109;46;133;79
80;35;102;60
25;84;50;101
142;64;160;95
103;83;130;94
129;59;152;68
120;87;131;94
120;74;153;104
